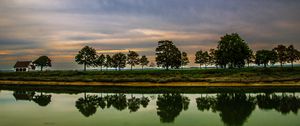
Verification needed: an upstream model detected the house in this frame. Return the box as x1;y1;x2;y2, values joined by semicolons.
13;61;35;72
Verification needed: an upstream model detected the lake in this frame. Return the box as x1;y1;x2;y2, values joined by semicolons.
0;86;300;126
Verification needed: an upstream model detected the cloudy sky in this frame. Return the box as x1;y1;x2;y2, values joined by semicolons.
0;0;300;70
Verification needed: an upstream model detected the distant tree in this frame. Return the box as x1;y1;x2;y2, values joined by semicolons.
208;49;217;68
195;50;208;68
245;50;255;67
140;55;149;70
75;94;99;117
112;53;127;71
286;45;300;68
104;55;113;70
215;33;252;68
181;52;189;68
273;45;287;68
255;50;277;68
96;54;105;71
127;51;140;70
75;46;97;71
33;56;52;71
155;40;181;70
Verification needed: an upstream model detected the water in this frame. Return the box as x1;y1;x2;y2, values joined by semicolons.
0;88;300;126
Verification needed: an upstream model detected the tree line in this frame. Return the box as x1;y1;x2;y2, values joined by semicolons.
75;33;300;71
75;46;150;71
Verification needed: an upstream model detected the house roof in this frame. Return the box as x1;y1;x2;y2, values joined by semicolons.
14;61;32;68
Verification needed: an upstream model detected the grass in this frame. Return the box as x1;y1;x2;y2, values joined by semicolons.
0;67;300;83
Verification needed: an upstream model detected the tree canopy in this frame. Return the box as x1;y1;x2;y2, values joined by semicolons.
75;46;97;71
140;55;149;70
112;53;127;71
155;40;181;70
33;56;51;71
181;52;189;68
195;50;209;68
96;54;105;71
216;33;252;68
255;50;277;68
127;51;140;70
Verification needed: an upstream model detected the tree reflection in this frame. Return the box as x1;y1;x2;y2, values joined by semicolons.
75;93;98;117
156;93;190;123
33;92;51;107
196;95;216;112
214;93;255;126
257;93;300;115
111;94;127;111
127;96;141;112
140;96;150;108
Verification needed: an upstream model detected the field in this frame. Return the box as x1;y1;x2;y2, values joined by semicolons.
0;67;300;84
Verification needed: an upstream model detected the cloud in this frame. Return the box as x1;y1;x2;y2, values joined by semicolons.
0;0;300;69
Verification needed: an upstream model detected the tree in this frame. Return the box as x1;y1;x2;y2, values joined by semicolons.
75;46;97;71
127;51;140;70
286;45;300;68
112;53;127;71
245;50;255;67
33;93;51;107
96;54;105;71
215;33;252;68
140;55;149;70
208;49;217;68
195;50;208;68
155;40;181;70
181;52;189;68
255;50;277;68
273;45;287;68
75;94;99;117
33;56;52;71
104;55;113;70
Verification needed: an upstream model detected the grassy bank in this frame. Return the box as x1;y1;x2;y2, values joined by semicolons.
0;67;300;84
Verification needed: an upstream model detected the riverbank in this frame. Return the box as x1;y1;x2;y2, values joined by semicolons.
0;67;299;84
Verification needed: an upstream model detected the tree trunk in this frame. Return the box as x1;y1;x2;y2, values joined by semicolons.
131;65;133;71
291;60;294;68
199;64;201;69
264;63;266;68
142;65;144;70
40;66;43;71
100;66;102;71
280;61;283;68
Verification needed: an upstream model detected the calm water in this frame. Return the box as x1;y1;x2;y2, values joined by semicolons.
0;89;300;126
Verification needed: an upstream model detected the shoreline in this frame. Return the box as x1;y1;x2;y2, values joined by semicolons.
1;80;300;87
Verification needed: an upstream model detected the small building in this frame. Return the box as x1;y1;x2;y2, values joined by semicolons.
13;61;35;72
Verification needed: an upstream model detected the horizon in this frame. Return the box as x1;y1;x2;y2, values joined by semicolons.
1;0;300;70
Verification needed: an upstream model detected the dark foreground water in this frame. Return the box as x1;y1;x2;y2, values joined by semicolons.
0;87;300;126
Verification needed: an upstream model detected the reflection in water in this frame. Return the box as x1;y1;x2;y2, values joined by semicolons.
33;92;51;107
75;93;98;117
257;93;300;115
9;91;300;125
13;91;52;107
75;93;151;117
156;94;190;123
196;93;300;126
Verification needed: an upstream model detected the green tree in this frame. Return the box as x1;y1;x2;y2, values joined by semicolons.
273;45;287;68
208;49;217;68
96;54;105;71
112;53;127;71
195;50;208;68
181;52;189;68
286;45;300;68
33;56;52;71
255;50;277;68
75;46;97;71
127;51;140;70
75;94;99;117
140;55;149;70
246;50;255;67
104;55;113;70
155;40;181;70
216;33;252;68
33;93;51;107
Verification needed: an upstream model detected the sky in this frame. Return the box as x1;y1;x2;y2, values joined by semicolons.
0;0;300;70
